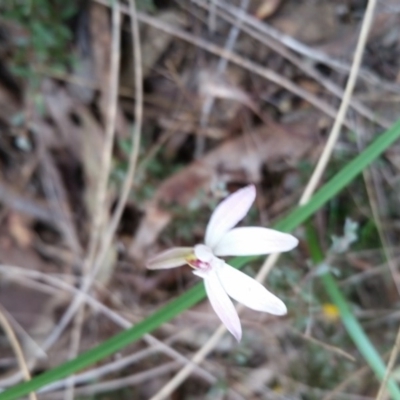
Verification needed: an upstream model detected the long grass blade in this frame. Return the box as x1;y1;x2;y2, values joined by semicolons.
1;118;400;400
306;222;400;399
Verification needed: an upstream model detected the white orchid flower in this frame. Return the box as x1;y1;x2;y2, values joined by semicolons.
147;185;298;341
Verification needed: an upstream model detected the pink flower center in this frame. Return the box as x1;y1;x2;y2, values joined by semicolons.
186;244;215;272
188;258;212;272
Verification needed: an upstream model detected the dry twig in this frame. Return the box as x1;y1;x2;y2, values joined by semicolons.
63;3;121;399
375;326;400;400
0;305;37;400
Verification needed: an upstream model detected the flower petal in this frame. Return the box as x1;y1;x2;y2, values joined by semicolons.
213;227;298;256
146;247;193;269
217;263;287;315
194;244;214;263
203;270;242;341
205;185;256;249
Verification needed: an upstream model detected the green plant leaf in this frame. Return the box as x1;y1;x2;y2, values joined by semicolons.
1;118;400;399
306;222;400;399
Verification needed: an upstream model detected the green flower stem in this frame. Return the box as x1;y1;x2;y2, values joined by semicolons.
306;222;400;399
1;118;400;400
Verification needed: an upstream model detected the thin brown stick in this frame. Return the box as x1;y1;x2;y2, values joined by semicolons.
84;0;122;284
358;157;400;297
323;350;393;400
102;0;144;253
0;305;37;400
40;362;181;400
290;329;356;362
375;325;400;400
299;0;378;204
64;5;122;399
323;366;371;400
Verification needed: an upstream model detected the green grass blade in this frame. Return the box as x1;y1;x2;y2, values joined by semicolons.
275;117;400;232
1;118;400;400
2;284;204;398
322;273;400;398
306;222;400;399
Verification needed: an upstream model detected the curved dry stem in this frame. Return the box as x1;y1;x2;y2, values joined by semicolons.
63;4;122;400
0;306;37;400
299;0;378;204
376;326;400;400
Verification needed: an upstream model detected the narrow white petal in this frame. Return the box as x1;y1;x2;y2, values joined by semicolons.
213;227;298;256
203;270;242;341
217;263;287;315
146;247;193;270
205;185;256;249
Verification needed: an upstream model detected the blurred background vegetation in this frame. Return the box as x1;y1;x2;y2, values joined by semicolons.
0;0;400;399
